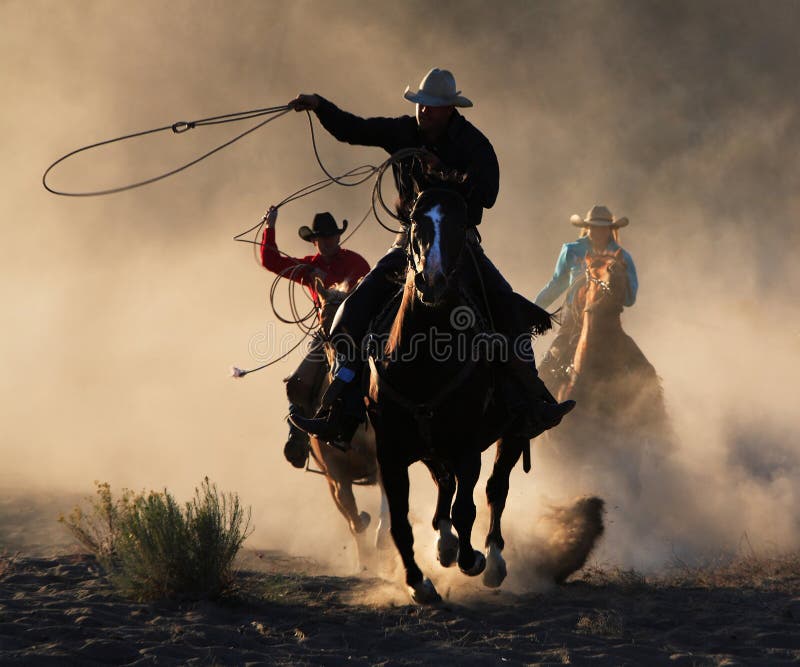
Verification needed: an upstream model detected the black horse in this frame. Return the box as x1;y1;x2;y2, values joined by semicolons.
366;189;533;603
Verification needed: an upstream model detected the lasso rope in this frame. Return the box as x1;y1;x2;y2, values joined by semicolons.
230;261;323;378
42;105;292;196
42;103;436;376
230;142;440;378
230;133;435;355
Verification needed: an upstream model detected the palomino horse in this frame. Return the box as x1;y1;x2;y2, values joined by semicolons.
300;282;391;569
366;189;535;604
541;250;672;488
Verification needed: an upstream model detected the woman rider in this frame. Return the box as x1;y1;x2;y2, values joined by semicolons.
534;205;638;382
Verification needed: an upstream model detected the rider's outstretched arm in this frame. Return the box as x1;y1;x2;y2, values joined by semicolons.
534;244;571;309
290;93;415;153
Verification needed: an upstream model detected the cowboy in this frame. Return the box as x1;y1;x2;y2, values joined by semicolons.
287;68;574;444
535;205;638;380
259;206;370;467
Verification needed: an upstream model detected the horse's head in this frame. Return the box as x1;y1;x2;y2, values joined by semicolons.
583;249;628;314
314;277;351;335
407;189;469;306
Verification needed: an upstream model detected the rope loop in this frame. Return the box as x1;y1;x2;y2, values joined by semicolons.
42;104;291;197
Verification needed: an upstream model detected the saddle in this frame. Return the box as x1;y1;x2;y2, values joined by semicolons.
362;280;536;459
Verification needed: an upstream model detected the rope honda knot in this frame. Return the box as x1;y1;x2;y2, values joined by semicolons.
171;121;196;133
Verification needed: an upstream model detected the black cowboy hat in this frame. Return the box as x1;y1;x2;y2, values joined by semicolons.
298;212;348;242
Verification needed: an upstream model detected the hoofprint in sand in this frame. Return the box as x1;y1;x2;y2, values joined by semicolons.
2;494;800;665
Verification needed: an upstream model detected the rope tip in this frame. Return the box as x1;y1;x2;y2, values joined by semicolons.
230;366;247;378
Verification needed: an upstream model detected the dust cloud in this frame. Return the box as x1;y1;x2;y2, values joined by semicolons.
1;0;798;584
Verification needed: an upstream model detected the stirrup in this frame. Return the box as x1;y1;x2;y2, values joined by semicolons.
289;407;358;451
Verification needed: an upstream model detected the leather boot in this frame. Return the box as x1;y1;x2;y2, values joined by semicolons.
289;359;366;447
504;358;576;436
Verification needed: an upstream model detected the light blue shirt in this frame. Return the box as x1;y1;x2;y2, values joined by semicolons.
534;236;638;309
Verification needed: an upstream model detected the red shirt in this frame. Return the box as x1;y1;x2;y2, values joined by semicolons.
260;226;371;301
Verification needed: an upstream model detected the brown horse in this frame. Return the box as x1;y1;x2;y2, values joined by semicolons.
302;282;391;569
542;250;673;486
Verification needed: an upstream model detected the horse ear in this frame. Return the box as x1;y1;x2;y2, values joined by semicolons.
314;275;326;297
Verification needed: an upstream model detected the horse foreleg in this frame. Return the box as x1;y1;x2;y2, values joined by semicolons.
452;451;485;577
325;476;371;572
483;436;524;588
325;478;370;536
421;459;458;567
379;457;440;604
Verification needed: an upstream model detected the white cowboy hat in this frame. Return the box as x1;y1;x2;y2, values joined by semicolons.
403;68;473;108
570;204;629;228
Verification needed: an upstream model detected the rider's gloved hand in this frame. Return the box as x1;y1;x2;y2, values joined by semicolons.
289;94;320;112
262;205;278;227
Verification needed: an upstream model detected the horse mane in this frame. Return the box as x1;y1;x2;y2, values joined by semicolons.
384;271;416;357
586;248;626;266
316;280;351;304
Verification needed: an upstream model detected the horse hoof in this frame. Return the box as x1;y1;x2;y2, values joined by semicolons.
408;578;441;605
459;550;486;577
436;533;459;568
355;511;371;534
483;545;507;588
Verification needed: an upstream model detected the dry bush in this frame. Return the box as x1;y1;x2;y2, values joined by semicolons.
665;549;800;592
0;553;17;581
579;545;800;594
60;477;252;601
575;609;625;637
576;563;648;592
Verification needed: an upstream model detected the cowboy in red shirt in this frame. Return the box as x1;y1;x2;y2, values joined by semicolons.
260;206;370;467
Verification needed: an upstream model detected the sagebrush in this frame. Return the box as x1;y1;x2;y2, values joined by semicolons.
60;477;252;600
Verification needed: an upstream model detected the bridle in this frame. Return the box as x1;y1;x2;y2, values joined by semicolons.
406;190;468;300
369;190;485;446
583;257;623;312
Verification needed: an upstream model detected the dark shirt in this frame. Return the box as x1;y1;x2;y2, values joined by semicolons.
315;97;499;226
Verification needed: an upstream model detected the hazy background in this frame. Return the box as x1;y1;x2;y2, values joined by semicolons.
2;0;799;580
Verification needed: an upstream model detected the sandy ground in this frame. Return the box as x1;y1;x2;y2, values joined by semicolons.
2;494;800;666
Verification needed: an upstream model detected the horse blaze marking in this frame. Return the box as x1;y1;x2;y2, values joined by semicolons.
423;204;444;281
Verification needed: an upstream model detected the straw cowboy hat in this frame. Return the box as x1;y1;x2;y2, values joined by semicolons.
403;68;473;108
570;205;629;228
298;212;348;241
